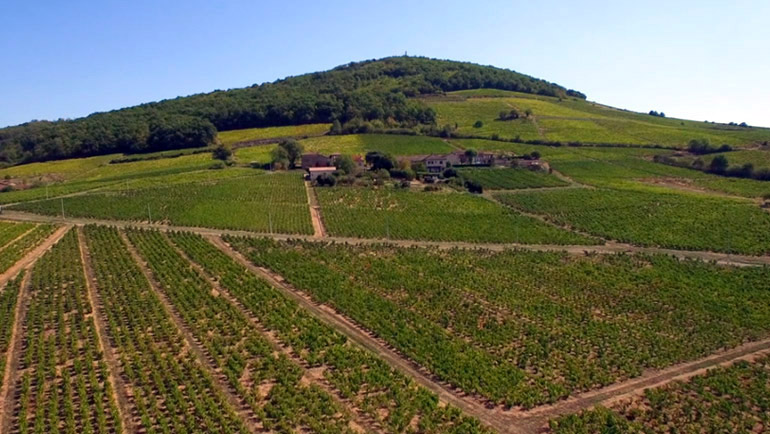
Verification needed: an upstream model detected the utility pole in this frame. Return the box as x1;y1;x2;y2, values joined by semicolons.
60;198;64;219
46;184;49;199
269;210;273;234
147;204;152;223
385;214;390;240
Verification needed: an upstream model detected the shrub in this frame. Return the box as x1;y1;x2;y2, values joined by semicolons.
315;173;337;187
473;120;483;128
464;179;483;194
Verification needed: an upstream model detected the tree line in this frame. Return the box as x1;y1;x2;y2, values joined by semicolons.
0;56;581;165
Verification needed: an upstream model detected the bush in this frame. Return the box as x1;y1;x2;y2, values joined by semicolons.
709;155;729;174
209;161;226;170
473;120;483;128
464;179;483;194
442;168;458;178
212;143;233;161
315;174;337;187
390;169;416;180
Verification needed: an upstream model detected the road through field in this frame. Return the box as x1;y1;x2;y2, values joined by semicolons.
2;210;769;267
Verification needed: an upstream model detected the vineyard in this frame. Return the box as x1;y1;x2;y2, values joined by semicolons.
496;187;770;254
12;172;312;234
82;226;248;433
0;224;57;276
218;123;331;146
125;228;355;432
315;186;596;244
456;167;567;190
551;355;770;433
0;222;35;250
6;230;123;434
169;231;492;433
0;272;24;388
227;238;770;409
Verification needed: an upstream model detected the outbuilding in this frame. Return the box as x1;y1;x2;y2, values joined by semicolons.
307;166;337;181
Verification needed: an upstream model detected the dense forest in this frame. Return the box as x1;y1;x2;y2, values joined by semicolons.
0;56;580;165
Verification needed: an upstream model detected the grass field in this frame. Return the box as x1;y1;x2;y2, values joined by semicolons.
425;91;770;147
218;123;331;146
11;171;312;234
300;134;455;156
229;239;770;408
457;167;568;190
496;188;770;254
551;355;770;433
315;186;597;244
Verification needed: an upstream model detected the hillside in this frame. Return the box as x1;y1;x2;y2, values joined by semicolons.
0;57;574;165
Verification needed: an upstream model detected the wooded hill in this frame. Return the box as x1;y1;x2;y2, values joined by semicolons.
0;57;578;165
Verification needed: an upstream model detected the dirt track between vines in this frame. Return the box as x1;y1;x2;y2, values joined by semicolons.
2;210;768;267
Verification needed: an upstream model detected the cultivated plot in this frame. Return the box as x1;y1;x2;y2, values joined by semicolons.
496;187;770;255
315;186;597;244
12;171;313;234
227;239;770;410
550;355;770;433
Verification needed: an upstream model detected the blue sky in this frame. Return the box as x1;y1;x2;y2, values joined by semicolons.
1;0;768;128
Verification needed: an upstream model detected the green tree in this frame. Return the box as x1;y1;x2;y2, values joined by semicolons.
270;145;290;169
278;139;304;168
334;154;355;174
709;155;729;173
212;143;233;161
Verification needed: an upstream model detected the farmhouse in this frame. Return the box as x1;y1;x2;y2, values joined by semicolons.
306;166;337;181
301;153;365;170
301;153;333;169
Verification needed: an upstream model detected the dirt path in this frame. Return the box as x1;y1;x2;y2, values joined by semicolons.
2;211;769;267
0;224;71;290
164;233;377;434
304;181;327;238
0;270;33;434
77;228;138;433
206;235;525;434
117;230;261;433
209;234;770;434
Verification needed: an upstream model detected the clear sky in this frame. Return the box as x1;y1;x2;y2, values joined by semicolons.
1;0;768;128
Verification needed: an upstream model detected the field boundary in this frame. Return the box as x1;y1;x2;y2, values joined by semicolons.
118;230;261;433
2;211;769;267
77;228;138;433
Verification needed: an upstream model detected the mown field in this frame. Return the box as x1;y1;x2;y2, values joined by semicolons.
456;167;567;190
315;186;596;244
218;123;331;146
427;91;770;148
228;238;770;409
551;355;770;433
11;171;313;234
496;188;770;255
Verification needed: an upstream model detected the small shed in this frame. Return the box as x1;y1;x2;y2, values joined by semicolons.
307;166;337;181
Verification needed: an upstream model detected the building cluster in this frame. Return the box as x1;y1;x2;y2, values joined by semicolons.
300;150;548;181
